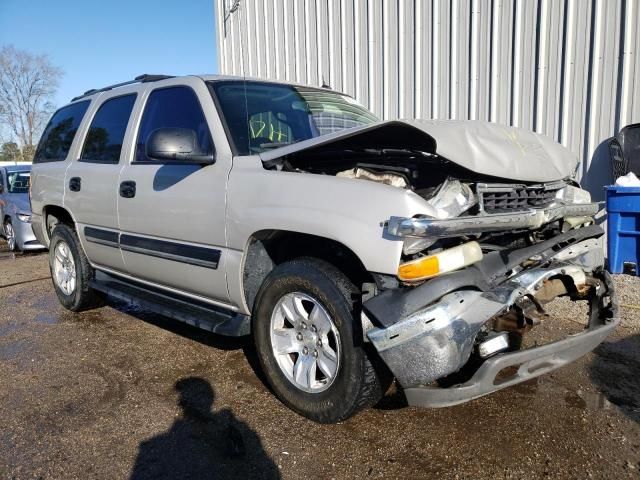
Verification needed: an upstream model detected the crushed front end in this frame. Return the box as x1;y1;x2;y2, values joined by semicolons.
364;181;619;407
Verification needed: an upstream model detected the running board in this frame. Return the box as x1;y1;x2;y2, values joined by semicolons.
90;271;250;336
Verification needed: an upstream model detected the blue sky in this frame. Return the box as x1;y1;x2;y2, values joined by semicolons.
0;0;218;108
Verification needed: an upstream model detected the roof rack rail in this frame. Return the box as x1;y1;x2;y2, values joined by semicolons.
71;74;174;102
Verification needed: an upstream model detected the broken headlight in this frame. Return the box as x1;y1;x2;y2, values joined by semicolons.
556;185;591;204
402;179;477;255
427;179;477;219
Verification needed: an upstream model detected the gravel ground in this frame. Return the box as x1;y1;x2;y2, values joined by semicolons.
1;245;639;479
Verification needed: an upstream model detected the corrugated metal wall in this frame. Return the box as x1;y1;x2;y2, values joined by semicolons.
215;0;640;198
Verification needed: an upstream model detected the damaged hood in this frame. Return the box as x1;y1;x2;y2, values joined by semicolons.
259;119;578;183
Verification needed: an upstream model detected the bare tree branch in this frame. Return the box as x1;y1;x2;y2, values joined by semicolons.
0;45;62;154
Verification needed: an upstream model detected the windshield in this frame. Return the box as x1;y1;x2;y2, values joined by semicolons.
6;171;30;194
210;81;378;155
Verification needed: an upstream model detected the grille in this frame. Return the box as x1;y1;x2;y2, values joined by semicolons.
479;184;563;214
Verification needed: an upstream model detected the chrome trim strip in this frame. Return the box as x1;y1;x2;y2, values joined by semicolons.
387;202;600;238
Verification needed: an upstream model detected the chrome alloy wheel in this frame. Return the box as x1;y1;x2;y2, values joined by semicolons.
4;221;15;251
53;241;76;295
269;292;341;393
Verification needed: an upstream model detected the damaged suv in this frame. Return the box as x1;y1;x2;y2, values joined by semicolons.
30;75;618;423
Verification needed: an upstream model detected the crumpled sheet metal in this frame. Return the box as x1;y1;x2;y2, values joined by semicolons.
259;119;577;183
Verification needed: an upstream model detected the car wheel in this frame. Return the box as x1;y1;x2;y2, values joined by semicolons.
4;218;17;251
252;257;386;423
49;223;101;311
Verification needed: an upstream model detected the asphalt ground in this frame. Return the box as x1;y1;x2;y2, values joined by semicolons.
1;243;639;479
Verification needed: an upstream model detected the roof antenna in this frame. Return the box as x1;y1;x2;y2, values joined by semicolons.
235;0;251;154
321;75;331;89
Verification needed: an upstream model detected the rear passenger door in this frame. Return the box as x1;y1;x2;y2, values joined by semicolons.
65;91;137;273
117;80;232;304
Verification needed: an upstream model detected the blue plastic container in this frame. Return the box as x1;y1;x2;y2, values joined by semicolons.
606;185;640;275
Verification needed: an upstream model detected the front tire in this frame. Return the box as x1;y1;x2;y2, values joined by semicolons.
252;258;386;423
4;218;17;251
49;224;101;311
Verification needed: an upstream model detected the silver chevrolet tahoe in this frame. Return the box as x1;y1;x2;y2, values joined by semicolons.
30;74;618;423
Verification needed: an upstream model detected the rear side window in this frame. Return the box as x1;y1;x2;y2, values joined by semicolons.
80;94;136;164
33;101;90;163
135;86;213;162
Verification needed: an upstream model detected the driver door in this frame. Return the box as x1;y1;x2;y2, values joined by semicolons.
117;80;232;304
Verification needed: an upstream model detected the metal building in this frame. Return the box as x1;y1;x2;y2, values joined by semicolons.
215;0;640;199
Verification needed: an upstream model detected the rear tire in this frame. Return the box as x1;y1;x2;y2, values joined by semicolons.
252;257;386;423
49;224;101;311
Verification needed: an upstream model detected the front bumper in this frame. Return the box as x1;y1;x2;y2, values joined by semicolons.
364;225;618;407
13;216;45;251
387;202;600;238
404;310;618;407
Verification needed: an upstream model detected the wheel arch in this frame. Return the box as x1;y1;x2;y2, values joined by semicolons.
241;229;374;313
42;204;77;244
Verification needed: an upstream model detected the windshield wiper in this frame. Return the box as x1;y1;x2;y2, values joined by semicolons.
259;140;301;149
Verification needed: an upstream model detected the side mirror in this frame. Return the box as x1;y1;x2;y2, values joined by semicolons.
146;128;215;165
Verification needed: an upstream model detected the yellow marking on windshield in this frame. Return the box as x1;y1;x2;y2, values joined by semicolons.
270;124;288;142
250;120;266;138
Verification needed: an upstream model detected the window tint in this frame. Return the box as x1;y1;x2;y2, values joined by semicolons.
33;101;90;163
80;94;136;164
136;86;213;162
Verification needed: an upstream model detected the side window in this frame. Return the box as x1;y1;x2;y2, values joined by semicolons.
80;94;136;164
136;86;213;162
33;101;90;163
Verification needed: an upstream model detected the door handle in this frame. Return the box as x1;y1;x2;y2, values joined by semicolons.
69;177;81;192
119;180;136;198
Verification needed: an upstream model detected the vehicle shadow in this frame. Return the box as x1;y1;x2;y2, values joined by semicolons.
108;298;275;383
129;376;280;480
108;299;249;352
589;333;640;423
107;299;402;412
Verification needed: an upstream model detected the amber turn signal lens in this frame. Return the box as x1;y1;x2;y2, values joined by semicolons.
397;241;483;282
398;255;440;280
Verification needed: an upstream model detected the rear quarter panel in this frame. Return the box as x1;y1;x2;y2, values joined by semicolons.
30;100;96;246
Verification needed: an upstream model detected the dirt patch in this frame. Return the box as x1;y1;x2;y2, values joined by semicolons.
1;252;639;479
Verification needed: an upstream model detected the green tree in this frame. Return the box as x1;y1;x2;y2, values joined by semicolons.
21;144;36;162
0;142;22;163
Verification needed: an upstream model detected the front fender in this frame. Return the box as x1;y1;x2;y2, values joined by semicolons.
226;160;429;275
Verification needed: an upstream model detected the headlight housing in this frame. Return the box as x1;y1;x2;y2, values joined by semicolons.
556;185;591;204
427;179;477;219
402;179;476;255
17;213;32;223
